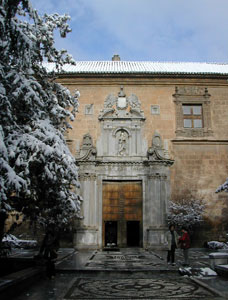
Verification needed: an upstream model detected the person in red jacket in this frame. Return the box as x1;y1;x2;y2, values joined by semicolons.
179;226;190;266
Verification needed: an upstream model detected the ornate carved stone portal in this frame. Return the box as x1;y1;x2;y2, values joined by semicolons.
75;86;174;250
97;86;145;157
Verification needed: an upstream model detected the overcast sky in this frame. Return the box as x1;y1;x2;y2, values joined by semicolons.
30;0;228;62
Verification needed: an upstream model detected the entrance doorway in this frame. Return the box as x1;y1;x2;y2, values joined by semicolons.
127;221;140;247
105;221;117;246
102;181;142;248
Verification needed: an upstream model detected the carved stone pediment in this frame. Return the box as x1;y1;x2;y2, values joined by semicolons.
76;133;97;161
174;86;209;96
99;86;145;120
97;86;147;158
147;132;174;165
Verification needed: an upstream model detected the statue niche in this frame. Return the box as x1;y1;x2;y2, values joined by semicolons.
116;129;129;156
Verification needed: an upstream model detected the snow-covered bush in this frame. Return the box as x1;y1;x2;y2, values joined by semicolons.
167;195;205;231
206;241;228;250
0;0;81;241
216;179;228;235
216;178;228;193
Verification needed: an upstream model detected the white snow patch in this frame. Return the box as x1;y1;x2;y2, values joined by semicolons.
209;252;228;257
2;234;37;248
217;265;228;269
207;241;228;250
199;267;217;276
45;61;228;75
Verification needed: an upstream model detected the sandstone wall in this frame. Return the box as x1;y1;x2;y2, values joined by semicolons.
58;75;228;240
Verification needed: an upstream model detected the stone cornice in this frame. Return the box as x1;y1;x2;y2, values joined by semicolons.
56;76;228;88
148;174;168;180
78;173;97;181
57;72;228;80
76;160;97;166
76;159;174;167
77;160;145;166
144;160;174;167
172;139;228;145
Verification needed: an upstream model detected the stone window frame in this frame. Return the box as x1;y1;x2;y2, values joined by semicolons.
84;104;94;115
151;105;160;115
173;87;213;138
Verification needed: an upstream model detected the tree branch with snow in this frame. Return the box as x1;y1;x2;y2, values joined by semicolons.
216;178;228;193
167;192;205;232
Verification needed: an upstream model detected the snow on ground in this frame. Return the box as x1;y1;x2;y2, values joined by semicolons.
179;267;217;277
209;252;228;256
2;234;37;249
199;267;217;276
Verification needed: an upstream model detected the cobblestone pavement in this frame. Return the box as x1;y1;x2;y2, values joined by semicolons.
63;274;221;299
14;273;224;300
59;248;211;271
10;248;228;299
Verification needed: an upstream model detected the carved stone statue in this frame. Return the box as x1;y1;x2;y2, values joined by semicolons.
118;130;128;156
147;132;173;165
104;94;117;108
76;133;97;161
127;94;141;109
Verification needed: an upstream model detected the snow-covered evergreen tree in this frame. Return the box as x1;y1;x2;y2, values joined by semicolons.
0;0;81;241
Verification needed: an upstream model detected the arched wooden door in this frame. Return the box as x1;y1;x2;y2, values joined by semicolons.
102;181;142;248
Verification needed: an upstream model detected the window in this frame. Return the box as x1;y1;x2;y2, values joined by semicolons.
151;105;160;115
85;104;94;115
182;104;203;128
173;86;213;138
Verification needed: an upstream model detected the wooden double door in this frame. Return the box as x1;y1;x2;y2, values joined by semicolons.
102;181;142;248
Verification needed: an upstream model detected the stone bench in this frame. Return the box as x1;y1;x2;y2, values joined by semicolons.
215;265;228;278
0;267;44;299
209;252;228;270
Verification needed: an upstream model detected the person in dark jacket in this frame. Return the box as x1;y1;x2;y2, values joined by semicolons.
179;226;190;266
39;228;59;279
165;224;179;266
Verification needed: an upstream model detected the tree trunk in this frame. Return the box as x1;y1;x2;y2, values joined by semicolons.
0;212;7;248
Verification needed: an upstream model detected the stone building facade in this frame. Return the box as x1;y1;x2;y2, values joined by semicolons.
54;58;228;249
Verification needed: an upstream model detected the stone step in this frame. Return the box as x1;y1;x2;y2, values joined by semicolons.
209;252;228;270
215;264;228;278
0;267;44;299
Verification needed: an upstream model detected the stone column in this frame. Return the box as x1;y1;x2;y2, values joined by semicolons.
74;169;99;250
145;169;171;249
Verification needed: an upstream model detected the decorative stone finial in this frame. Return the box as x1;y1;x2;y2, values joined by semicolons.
118;85;126;97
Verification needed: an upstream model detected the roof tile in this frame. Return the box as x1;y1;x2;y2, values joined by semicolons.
45;61;228;75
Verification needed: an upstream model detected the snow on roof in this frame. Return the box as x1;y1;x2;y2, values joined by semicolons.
46;61;228;75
